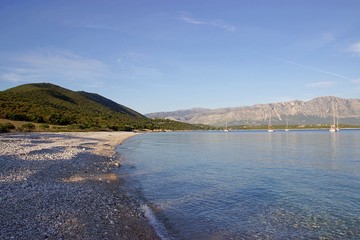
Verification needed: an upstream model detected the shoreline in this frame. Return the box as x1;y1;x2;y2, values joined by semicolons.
0;131;160;239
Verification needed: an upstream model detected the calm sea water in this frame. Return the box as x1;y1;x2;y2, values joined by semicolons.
117;130;360;239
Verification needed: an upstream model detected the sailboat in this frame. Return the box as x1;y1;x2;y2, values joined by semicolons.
329;101;338;132
285;118;290;132
268;114;274;133
336;114;340;132
224;121;229;132
329;125;336;132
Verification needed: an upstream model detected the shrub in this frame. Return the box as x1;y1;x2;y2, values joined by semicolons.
21;123;36;132
39;123;50;129
0;123;16;133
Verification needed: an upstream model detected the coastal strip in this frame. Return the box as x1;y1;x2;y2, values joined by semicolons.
0;132;160;240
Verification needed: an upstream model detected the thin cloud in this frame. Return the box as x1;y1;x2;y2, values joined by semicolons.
306;81;337;88
17;49;106;72
179;14;236;32
116;52;148;65
240;48;352;80
116;52;163;80
83;24;117;31
0;73;23;83
1;48;109;85
271;57;351;80
348;41;360;55
321;32;336;43
17;49;106;79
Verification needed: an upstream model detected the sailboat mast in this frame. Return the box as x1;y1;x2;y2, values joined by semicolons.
268;114;271;129
267;110;274;132
329;100;337;132
285;118;289;131
332;101;336;127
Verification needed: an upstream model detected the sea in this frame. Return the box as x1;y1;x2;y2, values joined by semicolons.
116;130;360;239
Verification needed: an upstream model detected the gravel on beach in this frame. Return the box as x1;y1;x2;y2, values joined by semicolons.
0;132;160;240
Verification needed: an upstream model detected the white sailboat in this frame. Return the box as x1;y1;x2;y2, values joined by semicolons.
329;101;338;132
285;118;290;132
268;114;274;133
224;121;229;132
329;126;336;132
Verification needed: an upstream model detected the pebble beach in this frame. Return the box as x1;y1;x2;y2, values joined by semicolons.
0;132;160;240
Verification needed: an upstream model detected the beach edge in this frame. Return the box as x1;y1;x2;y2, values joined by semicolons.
0;131;160;240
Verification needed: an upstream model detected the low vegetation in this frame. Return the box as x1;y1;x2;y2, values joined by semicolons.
0;122;16;133
0;83;207;132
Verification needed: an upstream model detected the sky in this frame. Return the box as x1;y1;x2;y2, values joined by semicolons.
0;0;359;114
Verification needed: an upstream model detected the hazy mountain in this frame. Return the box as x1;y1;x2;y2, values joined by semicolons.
146;97;360;126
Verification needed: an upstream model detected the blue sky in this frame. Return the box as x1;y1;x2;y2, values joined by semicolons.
0;0;359;114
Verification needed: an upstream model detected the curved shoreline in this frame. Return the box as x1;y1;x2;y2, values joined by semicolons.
0;131;160;240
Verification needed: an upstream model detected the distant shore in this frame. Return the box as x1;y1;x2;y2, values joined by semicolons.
0;132;160;240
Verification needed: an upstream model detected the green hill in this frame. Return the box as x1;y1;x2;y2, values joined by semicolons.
0;83;205;131
77;91;142;117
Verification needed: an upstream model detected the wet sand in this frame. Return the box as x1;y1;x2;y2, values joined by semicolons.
0;132;160;240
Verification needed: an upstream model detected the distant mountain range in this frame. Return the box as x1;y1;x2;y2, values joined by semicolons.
146;97;360;126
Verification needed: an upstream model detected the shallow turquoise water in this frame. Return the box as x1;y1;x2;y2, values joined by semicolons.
117;130;360;239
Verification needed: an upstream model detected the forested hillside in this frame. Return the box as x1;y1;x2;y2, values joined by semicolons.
0;83;205;131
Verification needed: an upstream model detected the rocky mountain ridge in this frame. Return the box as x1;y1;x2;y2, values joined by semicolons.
146;97;360;126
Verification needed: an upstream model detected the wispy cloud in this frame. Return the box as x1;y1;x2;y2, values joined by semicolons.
179;13;236;32
17;49;106;72
116;52;163;80
0;48;108;86
271;57;352;80
83;24;117;31
240;49;352;81
321;32;336;43
348;41;360;56
116;52;147;66
306;81;337;88
0;73;23;83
